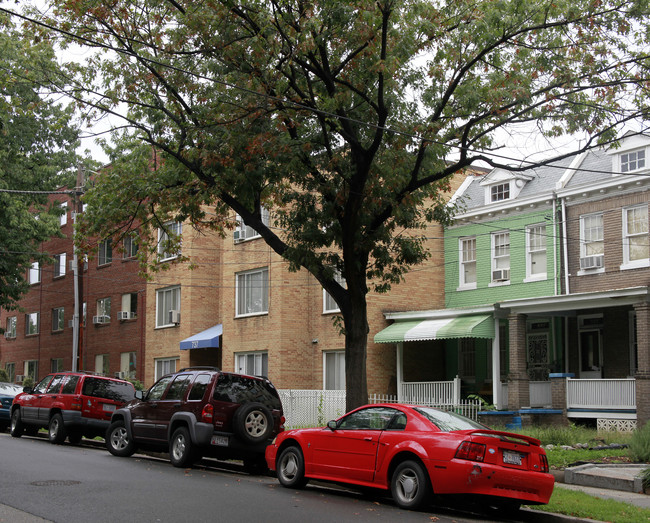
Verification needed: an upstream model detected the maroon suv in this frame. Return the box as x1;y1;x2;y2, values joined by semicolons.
11;371;136;444
105;367;284;472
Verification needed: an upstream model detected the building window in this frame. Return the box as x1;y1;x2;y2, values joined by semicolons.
25;312;39;336
123;236;138;259
5;316;16;339
236;267;269;317
580;213;604;269
157;221;182;261
324;351;345;390
5;363;15;383
155;357;178;381
95;354;110;376
52;307;65;332
59;201;68;226
623;205;649;266
120;292;138;320
51;358;64;373
526;224;547;279
25;360;38;381
459;237;477;287
459;339;476;379
120;352;137;379
490;182;510;202
98;240;112;266
53;253;67;278
491;231;510;282
323;271;346;313
234;208;270;242
235;352;268;377
620;148;645;173
156;285;180;327
95;297;111;323
29;262;40;284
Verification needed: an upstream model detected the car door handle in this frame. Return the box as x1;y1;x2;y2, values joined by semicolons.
364;437;373;441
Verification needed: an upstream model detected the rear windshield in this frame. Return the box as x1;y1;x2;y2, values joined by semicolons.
414;407;487;432
213;374;282;410
82;377;136;402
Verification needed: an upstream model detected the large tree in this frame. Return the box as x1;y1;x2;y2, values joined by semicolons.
14;0;650;409
0;11;81;314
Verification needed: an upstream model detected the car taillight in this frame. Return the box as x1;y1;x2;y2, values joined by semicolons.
280;415;286;430
455;441;486;462
201;403;214;424
71;396;82;411
539;453;549;473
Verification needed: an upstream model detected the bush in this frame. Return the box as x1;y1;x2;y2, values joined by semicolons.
0;368;9;382
629;422;650;462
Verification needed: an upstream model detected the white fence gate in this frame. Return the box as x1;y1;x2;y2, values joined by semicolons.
278;390;346;428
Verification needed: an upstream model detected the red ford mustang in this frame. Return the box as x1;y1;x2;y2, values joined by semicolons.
265;403;554;511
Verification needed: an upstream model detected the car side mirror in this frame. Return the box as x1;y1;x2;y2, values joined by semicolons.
22;386;33;393
327;420;338;431
135;390;144;400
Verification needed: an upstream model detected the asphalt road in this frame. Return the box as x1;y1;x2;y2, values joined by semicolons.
0;432;563;523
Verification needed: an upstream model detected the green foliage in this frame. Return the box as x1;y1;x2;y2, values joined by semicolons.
516;424;631;447
641;467;650;492
546;447;631;469
0;368;8;382
467;393;495;411
21;376;34;389
629;422;650;462
127;378;145;391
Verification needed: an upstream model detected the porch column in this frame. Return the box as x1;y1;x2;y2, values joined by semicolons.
634;302;650;427
549;373;572;422
508;313;529;410
396;342;403;402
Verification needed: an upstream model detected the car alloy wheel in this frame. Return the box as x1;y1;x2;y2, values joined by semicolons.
170;426;197;468
391;460;430;510
48;413;66;444
277;446;308;489
106;420;136;457
233;402;273;444
10;409;24;438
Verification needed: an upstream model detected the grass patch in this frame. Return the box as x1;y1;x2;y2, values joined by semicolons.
546;447;632;469
529;486;650;522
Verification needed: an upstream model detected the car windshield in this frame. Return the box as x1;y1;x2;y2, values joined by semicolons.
414;407;487;432
0;382;22;395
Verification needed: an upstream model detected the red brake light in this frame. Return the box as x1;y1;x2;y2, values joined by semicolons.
455;441;486;462
71;396;82;411
201;403;214;424
539;453;549;473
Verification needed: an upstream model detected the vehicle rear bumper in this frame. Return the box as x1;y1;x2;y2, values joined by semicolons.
61;410;111;431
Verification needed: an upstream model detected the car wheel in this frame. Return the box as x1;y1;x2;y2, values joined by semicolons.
233;402;273;444
391;460;430;510
10;409;24;438
48;413;67;444
277;446;308;489
170;426;197;468
106;420;136;457
243;455;269;475
67;430;83;445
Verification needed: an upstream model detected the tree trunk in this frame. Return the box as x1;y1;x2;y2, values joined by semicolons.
344;295;369;412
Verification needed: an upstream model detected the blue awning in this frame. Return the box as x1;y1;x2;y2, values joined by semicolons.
180;324;222;350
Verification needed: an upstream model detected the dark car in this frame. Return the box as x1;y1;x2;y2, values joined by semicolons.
105;367;284;472
11;372;136;444
0;382;23;432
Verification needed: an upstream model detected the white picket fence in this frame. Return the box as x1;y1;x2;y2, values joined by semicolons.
278;389;480;428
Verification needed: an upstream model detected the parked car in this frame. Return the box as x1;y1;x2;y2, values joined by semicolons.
105;367;284;472
265;403;554;511
10;371;136;444
0;382;23;432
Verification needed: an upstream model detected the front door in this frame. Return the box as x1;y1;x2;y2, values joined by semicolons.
579;329;602;379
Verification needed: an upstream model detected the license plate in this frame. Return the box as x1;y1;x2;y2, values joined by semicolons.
102;404;116;412
211;435;229;447
503;450;523;465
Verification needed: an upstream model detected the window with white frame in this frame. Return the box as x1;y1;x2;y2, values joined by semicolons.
526;224;547;278
25;360;38;380
123;236;138;258
120;292;138;319
25;312;39;335
236;268;269;317
95;354;110;376
96;297;111;321
155;357;178;381
623;205;649;266
459;236;477;287
234;208;270;242
620;148;646;173
324;351;345;390
235;352;268;377
156;285;180;327
157;221;182;261
491;231;510;282
490;182;510;202
98;240;112;266
29;261;40;284
323;271;346;313
53;253;66;278
5;362;15;382
59;201;68;226
52;307;64;332
120;352;137;379
5;316;16;339
580;213;604;267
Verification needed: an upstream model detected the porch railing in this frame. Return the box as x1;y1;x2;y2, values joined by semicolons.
567;378;636;410
400;376;461;405
370;393;481;421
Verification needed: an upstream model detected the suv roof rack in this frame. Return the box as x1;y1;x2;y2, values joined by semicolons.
177;366;221;372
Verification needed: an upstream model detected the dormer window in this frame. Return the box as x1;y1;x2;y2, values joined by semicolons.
490;182;510;202
620;148;645;173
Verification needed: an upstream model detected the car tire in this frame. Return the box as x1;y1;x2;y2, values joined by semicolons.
169;426;197;468
48;413;67;444
233;402;273;444
277;446;308;489
391;460;431;510
10;409;24;438
106;420;136;457
67;430;83;445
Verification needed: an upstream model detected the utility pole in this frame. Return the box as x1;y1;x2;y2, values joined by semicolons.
71;166;84;372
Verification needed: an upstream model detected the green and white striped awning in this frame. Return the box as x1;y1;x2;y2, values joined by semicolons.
374;314;494;343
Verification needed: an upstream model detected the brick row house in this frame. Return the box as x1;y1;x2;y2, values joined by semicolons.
375;132;650;428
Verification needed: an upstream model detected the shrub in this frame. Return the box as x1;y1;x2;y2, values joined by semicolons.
629;422;650;462
0;368;9;382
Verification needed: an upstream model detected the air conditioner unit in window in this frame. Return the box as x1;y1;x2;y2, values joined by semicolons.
16;375;25;382
92;315;110;325
580;255;604;270
168;310;181;324
492;269;510;281
233;229;244;242
114;371;126;379
3;332;14;339
117;311;133;321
